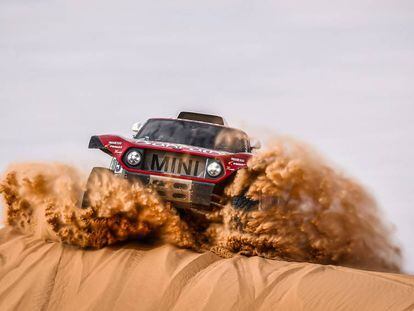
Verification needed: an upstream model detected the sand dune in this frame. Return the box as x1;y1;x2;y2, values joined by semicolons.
0;154;402;272
0;228;413;311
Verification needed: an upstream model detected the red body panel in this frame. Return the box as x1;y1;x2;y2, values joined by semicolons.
97;135;252;184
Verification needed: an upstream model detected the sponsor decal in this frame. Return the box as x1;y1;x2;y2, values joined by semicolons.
139;141;225;155
139;141;226;154
187;146;222;155
232;163;245;167
227;157;247;170
231;157;245;163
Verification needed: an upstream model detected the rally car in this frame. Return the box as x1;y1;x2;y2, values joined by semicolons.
82;112;261;214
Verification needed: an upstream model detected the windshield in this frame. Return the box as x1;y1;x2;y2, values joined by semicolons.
135;119;250;153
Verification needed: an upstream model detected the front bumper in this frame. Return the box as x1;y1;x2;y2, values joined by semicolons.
126;171;215;206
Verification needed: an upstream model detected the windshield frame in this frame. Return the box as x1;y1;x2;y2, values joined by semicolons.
134;118;251;153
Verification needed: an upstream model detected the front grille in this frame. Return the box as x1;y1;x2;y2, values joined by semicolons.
143;150;207;178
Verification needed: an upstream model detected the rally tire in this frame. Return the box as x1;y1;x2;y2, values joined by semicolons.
231;195;259;210
81;167;113;209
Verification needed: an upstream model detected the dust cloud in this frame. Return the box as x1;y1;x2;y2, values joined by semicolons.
0;163;194;249
210;138;401;272
0;139;401;272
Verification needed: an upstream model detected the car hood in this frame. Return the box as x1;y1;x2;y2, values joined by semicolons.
132;139;231;156
94;134;240;158
90;134;252;183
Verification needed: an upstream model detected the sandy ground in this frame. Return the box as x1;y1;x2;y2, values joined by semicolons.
0;228;413;311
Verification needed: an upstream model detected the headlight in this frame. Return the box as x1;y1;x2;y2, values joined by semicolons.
125;150;142;166
207;161;222;177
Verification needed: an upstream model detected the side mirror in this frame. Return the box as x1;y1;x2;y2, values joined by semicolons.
131;122;142;133
250;138;261;150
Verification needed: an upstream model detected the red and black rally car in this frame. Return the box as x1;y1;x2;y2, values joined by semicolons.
82;112;260;214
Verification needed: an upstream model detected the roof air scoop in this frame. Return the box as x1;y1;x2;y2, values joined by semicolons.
177;111;226;126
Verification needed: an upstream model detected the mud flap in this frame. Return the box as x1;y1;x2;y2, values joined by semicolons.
80;167;113;208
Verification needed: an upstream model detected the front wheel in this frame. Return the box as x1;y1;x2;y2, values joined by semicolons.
80;167;113;208
231;195;259;210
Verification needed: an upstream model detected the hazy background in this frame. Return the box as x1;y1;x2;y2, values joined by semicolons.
1;0;413;271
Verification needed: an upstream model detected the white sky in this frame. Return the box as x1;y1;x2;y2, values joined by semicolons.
1;0;413;272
